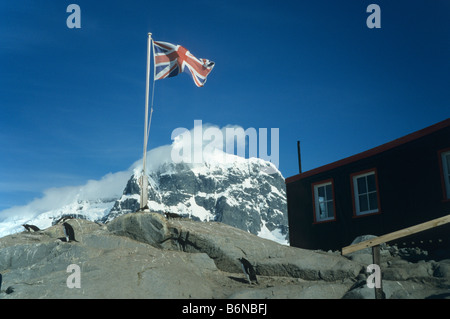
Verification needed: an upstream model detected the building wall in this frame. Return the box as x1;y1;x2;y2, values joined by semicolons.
287;126;450;251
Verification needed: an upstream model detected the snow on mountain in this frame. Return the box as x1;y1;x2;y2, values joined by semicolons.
103;148;288;244
0;172;129;238
0;125;289;244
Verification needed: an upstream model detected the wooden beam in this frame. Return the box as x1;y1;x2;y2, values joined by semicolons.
342;214;450;255
372;245;385;299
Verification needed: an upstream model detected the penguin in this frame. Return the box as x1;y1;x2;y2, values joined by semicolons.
22;224;40;232
164;212;182;220
238;257;258;285
62;222;78;242
0;274;14;295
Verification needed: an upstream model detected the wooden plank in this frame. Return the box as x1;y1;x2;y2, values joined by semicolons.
342;214;450;255
372;245;385;299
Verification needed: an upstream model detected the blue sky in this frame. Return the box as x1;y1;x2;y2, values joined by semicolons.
1;0;449;211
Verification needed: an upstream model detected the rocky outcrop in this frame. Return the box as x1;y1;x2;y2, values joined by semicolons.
107;212;361;281
1;214;450;299
0;219;218;298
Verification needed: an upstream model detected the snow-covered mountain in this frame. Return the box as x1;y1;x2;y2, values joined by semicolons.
0;126;288;244
103;151;288;243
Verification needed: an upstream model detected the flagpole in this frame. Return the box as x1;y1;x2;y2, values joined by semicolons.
140;32;152;211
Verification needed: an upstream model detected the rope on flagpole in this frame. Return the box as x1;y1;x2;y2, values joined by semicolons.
146;63;156;143
145;34;156;150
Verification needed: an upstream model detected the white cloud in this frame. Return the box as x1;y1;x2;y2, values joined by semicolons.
0;170;131;223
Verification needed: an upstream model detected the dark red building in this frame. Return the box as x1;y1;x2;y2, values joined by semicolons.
286;118;450;251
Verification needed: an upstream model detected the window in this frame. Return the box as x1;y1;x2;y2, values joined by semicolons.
351;169;380;216
440;150;450;200
312;180;336;222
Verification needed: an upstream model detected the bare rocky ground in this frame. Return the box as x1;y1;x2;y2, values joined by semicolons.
1;212;449;299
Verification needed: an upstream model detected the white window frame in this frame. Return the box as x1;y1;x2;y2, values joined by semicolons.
441;150;450;200
313;180;335;222
352;170;380;216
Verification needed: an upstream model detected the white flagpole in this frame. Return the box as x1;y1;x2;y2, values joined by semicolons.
140;32;152;211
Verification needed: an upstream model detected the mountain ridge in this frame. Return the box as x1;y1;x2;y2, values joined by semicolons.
103;155;288;244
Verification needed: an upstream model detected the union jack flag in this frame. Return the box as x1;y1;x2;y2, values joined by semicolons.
153;41;214;87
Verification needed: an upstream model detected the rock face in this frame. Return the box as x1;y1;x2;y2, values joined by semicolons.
103;159;288;244
107;212;360;281
2;214;450;299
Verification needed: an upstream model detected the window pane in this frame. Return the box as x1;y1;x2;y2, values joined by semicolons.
359;194;369;212
368;192;378;211
367;174;376;192
319;202;327;218
325;184;332;200
357;177;367;194
327;201;334;218
317;186;325;200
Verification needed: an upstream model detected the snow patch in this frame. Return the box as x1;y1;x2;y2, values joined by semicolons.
258;220;289;246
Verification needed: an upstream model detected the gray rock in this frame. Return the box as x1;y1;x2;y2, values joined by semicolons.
433;259;450;279
0;219;219;299
107;212;172;249
343;279;450;299
106;212;362;281
229;282;351;299
383;261;434;281
348;253;374;265
2;217;450;299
